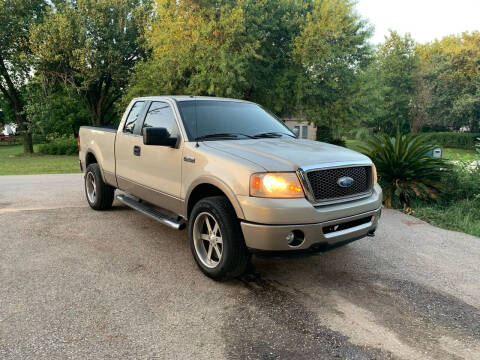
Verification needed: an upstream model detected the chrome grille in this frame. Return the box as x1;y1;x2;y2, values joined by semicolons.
306;166;370;202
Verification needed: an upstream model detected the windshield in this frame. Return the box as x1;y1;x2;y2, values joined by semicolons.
176;100;295;141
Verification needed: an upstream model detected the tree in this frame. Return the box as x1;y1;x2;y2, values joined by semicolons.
25;79;90;137
418;32;480;132
30;0;152;126
125;0;259;103
239;0;308;114
374;31;419;135
293;0;372;141
0;0;46;153
126;0;310;115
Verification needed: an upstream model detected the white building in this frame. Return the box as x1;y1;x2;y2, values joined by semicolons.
282;116;317;140
2;124;16;136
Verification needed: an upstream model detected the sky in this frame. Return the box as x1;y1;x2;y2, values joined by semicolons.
356;0;480;44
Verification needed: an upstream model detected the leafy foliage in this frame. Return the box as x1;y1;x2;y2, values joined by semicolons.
360;32;419;135
437;162;480;203
425;132;480;150
125;0;372;141
25;80;90;137
0;0;47;153
293;0;372;140
37;135;78;155
357;133;448;210
30;0;153;126
125;0;258;103
412;162;480;236
417;32;480;133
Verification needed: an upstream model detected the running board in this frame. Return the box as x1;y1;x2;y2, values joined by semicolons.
116;194;185;230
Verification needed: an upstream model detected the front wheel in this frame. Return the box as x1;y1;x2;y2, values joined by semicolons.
189;196;250;280
84;163;115;210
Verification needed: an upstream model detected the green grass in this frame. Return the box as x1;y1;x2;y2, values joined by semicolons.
345;139;362;150
442;148;478;161
412;199;480;237
0;144;80;175
346;139;478;161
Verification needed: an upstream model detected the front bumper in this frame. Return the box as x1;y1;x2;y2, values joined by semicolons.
241;207;381;252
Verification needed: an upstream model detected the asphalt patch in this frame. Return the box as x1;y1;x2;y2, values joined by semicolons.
223;271;397;359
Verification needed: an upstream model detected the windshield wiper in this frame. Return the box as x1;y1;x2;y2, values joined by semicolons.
253;132;296;138
195;133;255;141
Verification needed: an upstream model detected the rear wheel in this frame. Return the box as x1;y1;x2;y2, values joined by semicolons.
85;163;115;210
189;196;250;280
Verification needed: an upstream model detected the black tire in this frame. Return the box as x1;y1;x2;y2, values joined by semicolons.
188;196;251;280
84;163;115;210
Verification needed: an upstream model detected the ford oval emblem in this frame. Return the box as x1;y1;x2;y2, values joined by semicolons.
337;176;355;188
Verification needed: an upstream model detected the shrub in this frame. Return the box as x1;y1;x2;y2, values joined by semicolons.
424;132;480;150
358;133;448;210
412;199;480;237
476;137;479;155
38;136;78;155
438;162;480;204
354;128;371;141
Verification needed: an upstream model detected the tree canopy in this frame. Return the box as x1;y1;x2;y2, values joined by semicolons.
0;0;47;152
30;0;153;126
125;0;372;141
1;0;479;154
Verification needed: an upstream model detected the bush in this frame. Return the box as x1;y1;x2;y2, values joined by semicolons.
409;161;480;237
358;133;448;210
425;132;480;150
348;128;371;141
38;136;78;155
438;162;480;204
412;199;480;237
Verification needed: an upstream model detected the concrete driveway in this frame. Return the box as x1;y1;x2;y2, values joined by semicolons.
0;174;479;359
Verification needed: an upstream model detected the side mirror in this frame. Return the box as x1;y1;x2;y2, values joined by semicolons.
143;127;178;147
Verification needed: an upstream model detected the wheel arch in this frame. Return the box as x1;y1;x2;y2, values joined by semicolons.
85;149;107;183
85;151;98;167
185;178;245;220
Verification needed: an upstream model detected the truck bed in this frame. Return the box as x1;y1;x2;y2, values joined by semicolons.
80;125;118;133
79;126;117;183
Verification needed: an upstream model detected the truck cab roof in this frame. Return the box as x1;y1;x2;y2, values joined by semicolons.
131;95;252;103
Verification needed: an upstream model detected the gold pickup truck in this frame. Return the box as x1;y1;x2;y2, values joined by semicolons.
79;96;382;279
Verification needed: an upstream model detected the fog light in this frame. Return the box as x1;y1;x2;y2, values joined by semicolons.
285;230;305;247
286;232;295;245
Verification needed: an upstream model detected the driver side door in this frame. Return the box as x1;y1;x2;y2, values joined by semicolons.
134;101;184;213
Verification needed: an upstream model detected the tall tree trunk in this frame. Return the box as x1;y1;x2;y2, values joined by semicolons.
0;90;34;153
15;116;34;153
0;57;33;154
23;133;34;153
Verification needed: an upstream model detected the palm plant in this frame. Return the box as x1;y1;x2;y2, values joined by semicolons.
357;133;448;210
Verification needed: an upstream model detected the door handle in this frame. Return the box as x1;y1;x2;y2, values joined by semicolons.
133;145;141;156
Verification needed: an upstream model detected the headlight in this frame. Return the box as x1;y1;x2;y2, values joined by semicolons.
250;172;304;198
372;163;377;184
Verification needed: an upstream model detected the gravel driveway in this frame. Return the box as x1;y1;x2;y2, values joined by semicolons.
0;174;479;359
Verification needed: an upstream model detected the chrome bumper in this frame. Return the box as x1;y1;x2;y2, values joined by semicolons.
241;207;381;251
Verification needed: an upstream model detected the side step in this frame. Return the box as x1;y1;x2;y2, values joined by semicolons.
116;194;186;230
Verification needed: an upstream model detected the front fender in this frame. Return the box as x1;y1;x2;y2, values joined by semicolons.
184;176;245;220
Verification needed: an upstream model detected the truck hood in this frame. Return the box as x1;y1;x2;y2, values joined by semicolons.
204;138;371;171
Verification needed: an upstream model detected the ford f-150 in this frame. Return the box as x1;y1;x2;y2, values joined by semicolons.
78;96;382;279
